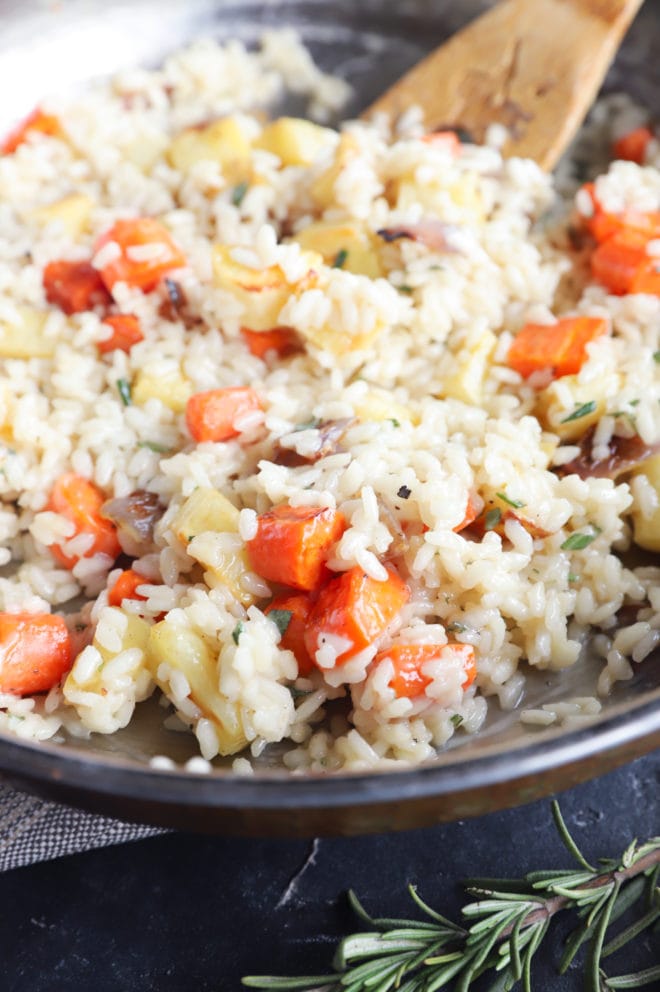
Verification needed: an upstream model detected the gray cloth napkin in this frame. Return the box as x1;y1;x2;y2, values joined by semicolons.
0;779;165;873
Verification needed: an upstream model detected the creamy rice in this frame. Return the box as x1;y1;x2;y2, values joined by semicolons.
0;33;658;771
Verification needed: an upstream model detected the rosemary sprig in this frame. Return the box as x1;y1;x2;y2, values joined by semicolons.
243;802;660;992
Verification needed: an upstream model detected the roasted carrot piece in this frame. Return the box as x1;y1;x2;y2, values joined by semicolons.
265;593;314;675
304;564;410;667
108;569;148;608
453;493;480;533
247;504;347;592
186;386;262;443
591;230;660;296
95;218;186;292
98;314;144;354
0;612;72;695
613;126;653;164
43;260;112;315
507;316;608;379
379;642;477;699
579;183;660;244
46;473;121;568
420;130;462;155
241;327;302;360
1;108;61;155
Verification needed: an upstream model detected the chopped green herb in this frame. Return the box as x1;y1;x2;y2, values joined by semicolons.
447;621;467;633
397;485;412;500
231;181;249;206
398;285;414;294
116;378;132;406
450;713;464;728
561;527;601;551
630;398;640;406
568;573;579;582
495;491;525;509
560;400;596;424
294;416;321;432
484;507;502;530
137;441;172;454
332;248;348;269
290;686;312;699
654;351;660;364
268;609;293;637
388;418;401;428
232;621;244;645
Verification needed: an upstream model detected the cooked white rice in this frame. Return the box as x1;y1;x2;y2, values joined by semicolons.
0;32;658;772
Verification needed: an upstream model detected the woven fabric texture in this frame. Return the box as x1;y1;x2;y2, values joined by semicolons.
0;779;164;873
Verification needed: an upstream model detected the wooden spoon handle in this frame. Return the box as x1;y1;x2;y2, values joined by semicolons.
364;0;645;169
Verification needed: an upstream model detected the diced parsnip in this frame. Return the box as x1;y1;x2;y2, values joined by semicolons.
310;132;359;208
64;612;152;699
147;621;247;755
212;244;320;331
631;454;660;552
354;388;417;425
172;488;256;606
536;371;620;441
30;193;94;238
394;174;484;223
121;132;169;172
255;117;336;167
291;221;383;278
442;330;497;405
0;306;52;358
167;117;252;182
132;369;192;412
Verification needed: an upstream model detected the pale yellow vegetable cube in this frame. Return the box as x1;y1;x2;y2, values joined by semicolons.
187;532;256;607
631;454;660;552
172;487;239;545
31;193;94;238
310;132;359;207
354;388;416;425
147;621;247;755
0;307;52;359
122;133;170;172
442;330;497;405
65;612;151;697
255;117;336;167
167;117;252;183
536;372;620;441
212;245;320;331
132;369;192;413
291;221;383;278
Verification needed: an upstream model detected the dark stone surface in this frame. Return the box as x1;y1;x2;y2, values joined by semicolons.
0;755;658;992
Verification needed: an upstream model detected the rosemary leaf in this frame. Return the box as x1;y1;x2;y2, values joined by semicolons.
606;965;660;988
551;800;596;871
585;880;621;992
602;904;660;958
560;400;597;423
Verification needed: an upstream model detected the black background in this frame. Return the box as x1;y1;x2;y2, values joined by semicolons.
0;754;658;991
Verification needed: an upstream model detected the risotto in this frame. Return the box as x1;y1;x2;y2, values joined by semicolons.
0;32;658;772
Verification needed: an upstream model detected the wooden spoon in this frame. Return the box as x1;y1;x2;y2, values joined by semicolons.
364;0;644;169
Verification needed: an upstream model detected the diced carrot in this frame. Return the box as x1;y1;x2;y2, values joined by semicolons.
43;260;112;315
95;218;186;292
304;564;410;667
2;108;61;155
186;386;262;443
247;504;347;592
420;130;462;155
46;473;121;568
453;493;480;533
0;612;72;695
507;316;609;379
579;183;660;244
108;569;148;608
379;642;477;698
591;230;660;296
241;327;302;360
613;126;653;165
98;314;144;354
265;593;314;675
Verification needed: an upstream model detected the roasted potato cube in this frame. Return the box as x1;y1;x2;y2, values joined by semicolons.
147;621;247;755
291;221;383;279
442;330;497;405
255;117;336;167
536;372;620;441
30;193;94;238
172;487;239;544
354;388;416;425
168;118;252;183
310;132;359;207
132;369;192;412
631;454;660;552
0;307;52;359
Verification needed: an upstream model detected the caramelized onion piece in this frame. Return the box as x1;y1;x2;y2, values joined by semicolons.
275;418;356;466
556;429;660;480
377;220;462;253
100;490;164;557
